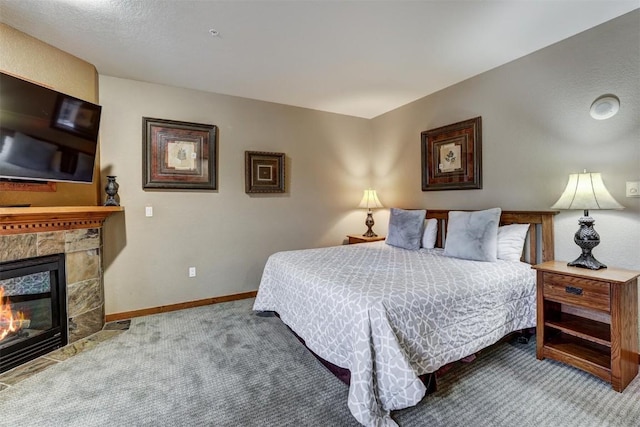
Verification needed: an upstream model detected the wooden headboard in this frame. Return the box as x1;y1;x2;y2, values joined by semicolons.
424;210;558;265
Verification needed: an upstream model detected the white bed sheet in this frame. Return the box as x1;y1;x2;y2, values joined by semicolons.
253;241;536;426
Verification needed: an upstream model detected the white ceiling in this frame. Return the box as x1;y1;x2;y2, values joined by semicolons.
0;0;638;118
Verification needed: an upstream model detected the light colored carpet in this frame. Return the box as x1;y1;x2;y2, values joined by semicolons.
1;298;638;426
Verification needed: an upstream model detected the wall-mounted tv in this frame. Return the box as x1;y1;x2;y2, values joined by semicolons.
0;71;102;184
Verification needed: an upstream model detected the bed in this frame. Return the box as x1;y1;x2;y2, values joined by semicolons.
253;209;556;427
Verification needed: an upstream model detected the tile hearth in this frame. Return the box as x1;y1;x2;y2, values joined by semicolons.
0;319;130;390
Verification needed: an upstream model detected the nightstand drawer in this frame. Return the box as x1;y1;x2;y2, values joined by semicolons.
543;272;610;312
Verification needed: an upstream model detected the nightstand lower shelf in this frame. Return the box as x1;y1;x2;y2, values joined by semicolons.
544;312;611;346
544;333;612;382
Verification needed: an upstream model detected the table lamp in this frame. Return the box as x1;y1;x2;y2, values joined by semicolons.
551;171;624;269
358;189;383;237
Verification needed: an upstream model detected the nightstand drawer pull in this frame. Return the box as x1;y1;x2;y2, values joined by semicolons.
565;286;583;296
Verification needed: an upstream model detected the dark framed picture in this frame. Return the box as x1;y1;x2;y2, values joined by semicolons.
51;94;102;141
421;116;482;191
245;151;285;193
143;117;217;190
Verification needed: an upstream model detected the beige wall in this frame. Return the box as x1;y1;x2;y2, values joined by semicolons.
0;23;101;206
369;11;640;341
370;10;640;271
99;76;372;314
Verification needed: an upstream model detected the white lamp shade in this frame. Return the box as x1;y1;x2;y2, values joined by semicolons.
551;172;624;210
358;189;383;209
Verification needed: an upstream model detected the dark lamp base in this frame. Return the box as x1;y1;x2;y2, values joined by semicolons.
568;254;607;270
568;211;607;270
362;210;377;237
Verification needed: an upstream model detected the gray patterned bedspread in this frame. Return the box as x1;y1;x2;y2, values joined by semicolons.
253;241;536;426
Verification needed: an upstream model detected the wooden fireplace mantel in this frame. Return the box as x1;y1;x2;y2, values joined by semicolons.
0;206;124;235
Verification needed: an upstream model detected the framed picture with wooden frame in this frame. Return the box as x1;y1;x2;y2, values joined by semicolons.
245;151;285;193
143;117;217;190
421;116;482;191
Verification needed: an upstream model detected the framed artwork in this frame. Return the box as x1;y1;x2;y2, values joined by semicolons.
245;151;285;193
51;94;101;141
421;116;482;191
143;117;217;190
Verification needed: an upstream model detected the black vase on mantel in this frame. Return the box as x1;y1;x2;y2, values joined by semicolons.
104;175;120;206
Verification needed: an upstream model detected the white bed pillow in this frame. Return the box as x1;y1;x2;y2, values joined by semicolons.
421;218;438;249
443;208;501;262
497;224;530;262
386;208;426;250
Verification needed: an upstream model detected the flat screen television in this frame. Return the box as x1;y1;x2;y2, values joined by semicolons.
0;71;102;184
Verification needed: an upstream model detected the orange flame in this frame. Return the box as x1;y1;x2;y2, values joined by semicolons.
0;286;27;341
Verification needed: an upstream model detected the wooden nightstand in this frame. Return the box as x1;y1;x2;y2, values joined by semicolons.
347;234;386;244
532;261;639;392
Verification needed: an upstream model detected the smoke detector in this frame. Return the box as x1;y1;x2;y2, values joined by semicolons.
590;95;620;120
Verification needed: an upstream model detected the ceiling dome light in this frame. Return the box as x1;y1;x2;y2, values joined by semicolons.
209;28;220;37
590;95;620;120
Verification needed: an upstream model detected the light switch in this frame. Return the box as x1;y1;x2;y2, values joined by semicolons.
626;182;640;197
145;206;153;217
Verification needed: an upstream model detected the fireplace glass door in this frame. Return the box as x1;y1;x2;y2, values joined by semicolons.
0;254;67;373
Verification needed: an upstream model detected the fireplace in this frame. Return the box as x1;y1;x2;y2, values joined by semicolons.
0;206;121;373
0;254;67;374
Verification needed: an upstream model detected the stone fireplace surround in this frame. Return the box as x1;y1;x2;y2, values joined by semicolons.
0;207;123;347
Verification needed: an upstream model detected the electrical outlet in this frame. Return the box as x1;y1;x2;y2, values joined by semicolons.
145;206;153;217
626;181;640;197
188;267;196;278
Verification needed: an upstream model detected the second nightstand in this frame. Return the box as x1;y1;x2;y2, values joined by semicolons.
532;261;639;392
347;234;386;244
